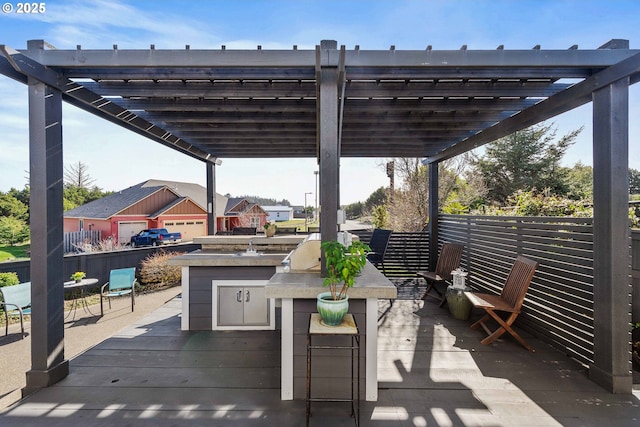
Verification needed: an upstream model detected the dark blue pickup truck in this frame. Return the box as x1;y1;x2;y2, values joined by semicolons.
130;228;182;247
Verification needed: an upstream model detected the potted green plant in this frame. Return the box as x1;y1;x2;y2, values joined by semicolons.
263;222;277;237
70;271;86;283
318;240;370;326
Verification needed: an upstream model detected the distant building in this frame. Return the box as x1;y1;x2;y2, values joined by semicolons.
292;205;306;219
63;179;268;242
262;205;294;222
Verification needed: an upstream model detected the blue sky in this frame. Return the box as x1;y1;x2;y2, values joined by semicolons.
0;0;639;205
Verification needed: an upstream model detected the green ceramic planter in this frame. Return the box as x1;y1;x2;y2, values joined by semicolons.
446;285;472;320
317;291;349;326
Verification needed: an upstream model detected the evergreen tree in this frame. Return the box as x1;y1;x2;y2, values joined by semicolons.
472;123;582;205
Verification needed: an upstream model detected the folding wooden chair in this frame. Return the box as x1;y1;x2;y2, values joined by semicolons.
416;242;464;306
464;256;538;351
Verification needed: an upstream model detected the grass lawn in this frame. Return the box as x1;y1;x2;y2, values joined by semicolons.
273;218;318;231
0;243;30;262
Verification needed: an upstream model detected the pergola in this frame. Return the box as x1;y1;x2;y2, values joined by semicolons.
1;39;639;395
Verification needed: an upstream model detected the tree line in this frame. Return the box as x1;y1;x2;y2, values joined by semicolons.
344;123;640;231
0;162;112;246
4;127;640;243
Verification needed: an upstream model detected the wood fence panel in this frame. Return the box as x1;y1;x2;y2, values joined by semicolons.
440;214;597;366
350;230;430;278
63;230;102;254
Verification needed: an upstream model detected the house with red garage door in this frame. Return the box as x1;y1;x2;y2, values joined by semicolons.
63;179;268;243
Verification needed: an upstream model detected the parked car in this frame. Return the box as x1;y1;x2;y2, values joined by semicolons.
130;228;182;247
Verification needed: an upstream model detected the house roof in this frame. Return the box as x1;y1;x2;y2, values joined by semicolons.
64;182;169;219
224;198;246;215
64;180;219;219
222;198;267;217
147;197;208;218
142;179;207;210
64;178;262;220
262;205;293;211
142;179;228;217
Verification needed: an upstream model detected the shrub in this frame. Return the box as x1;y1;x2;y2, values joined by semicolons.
139;250;184;290
0;272;19;288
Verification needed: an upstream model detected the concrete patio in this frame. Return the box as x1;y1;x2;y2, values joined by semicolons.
1;285;639;426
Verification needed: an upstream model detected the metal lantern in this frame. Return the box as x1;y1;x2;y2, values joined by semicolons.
451;268;468;290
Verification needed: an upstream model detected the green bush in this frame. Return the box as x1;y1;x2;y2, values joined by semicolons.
0;272;19;288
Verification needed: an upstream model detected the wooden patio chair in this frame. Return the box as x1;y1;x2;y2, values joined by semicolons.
464;256;539;352
416;242;464;306
100;267;137;317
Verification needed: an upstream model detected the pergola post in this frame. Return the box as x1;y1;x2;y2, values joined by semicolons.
24;70;68;394
589;77;632;393
428;162;439;270
318;40;339;270
206;161;217;235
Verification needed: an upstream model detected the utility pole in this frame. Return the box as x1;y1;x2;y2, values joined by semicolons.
304;192;312;225
386;161;394;201
314;170;319;222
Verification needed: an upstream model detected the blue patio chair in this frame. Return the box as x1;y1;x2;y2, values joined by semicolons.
100;268;136;317
0;281;31;338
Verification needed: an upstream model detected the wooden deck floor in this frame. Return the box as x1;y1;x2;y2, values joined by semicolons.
1;289;639;426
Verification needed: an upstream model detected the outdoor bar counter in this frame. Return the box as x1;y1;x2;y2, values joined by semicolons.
169;235;304;331
265;262;397;401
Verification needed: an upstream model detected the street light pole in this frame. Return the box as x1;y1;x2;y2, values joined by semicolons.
304;191;312;225
313;170;319;222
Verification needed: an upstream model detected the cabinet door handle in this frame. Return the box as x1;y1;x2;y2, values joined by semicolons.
245;289;251;302
236;290;242;303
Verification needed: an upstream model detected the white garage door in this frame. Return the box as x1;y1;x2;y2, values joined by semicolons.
118;221;147;244
164;220;206;242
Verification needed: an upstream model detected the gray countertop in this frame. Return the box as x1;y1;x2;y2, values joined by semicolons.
265;262;397;299
168;250;287;267
193;235;305;245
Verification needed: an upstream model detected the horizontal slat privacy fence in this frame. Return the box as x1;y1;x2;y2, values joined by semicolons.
350;230;430;278
439;214;597;366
